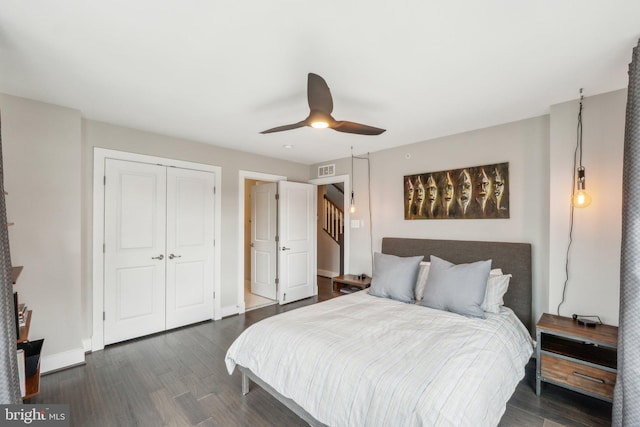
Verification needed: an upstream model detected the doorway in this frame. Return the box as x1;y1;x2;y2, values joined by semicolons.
237;171;286;314
244;178;277;311
310;174;351;281
316;183;345;279
238;171;318;314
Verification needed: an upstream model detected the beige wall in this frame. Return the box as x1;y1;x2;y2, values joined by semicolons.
0;94;84;371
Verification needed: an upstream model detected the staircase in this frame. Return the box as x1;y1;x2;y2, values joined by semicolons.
322;195;344;244
320;184;345;276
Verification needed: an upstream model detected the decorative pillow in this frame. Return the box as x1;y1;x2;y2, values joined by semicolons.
414;261;431;301
421;255;491;318
481;273;512;313
415;265;501;303
369;252;424;303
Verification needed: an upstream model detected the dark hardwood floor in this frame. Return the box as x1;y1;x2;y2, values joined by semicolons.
29;277;612;426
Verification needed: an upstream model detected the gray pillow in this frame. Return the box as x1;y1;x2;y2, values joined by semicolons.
421;255;491;318
369;252;424;303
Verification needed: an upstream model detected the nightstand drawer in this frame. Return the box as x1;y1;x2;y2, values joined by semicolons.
541;353;616;399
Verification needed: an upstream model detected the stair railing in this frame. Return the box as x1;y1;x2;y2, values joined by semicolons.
323;195;343;244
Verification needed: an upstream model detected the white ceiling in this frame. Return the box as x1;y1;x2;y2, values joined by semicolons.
0;1;638;165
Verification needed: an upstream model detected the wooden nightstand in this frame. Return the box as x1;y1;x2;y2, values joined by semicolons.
536;313;618;402
331;274;371;295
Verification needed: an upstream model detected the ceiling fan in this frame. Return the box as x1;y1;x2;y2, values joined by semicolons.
260;73;386;136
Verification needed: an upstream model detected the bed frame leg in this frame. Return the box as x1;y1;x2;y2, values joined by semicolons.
242;371;249;395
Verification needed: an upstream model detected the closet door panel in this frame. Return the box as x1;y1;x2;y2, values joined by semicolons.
104;159;167;345
165;168;215;329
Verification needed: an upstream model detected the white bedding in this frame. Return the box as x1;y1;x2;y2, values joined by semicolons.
225;290;534;427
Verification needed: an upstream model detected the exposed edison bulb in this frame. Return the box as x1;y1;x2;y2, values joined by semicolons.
573;189;592;208
349;191;356;214
311;121;329;129
573;167;592;208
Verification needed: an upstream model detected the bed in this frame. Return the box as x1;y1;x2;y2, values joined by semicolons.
225;238;535;426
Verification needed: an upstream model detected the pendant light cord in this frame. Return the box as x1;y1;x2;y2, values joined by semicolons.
352;151;373;271
557;90;583;315
578;93;583;167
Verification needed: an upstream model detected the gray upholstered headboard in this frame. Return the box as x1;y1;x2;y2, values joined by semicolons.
381;237;533;332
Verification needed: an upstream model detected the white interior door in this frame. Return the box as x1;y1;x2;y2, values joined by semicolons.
165;168;215;329
251;183;277;299
278;181;317;304
104;159;167;345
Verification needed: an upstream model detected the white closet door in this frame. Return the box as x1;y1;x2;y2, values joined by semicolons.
104;159;167;345
165;167;215;329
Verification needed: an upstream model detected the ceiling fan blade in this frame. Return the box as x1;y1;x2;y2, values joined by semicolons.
307;73;333;114
332;121;386;135
260;120;307;134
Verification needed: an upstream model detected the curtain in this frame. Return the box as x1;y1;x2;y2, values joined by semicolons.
0;112;22;403
614;38;640;426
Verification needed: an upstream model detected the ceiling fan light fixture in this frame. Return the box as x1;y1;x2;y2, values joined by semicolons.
260;73;386;136
309;110;331;129
311;121;329;129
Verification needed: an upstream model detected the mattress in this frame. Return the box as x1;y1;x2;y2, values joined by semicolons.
226;290;534;427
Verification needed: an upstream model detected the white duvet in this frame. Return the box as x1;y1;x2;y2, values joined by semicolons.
225;290;534;427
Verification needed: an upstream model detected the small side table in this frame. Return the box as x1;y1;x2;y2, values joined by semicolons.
331;274;371;295
536;313;618;402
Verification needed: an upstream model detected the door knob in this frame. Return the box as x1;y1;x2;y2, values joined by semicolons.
151;254;164;260
169;253;182;259
281;246;291;251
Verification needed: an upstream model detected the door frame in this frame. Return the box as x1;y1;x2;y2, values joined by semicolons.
236;171;287;315
309;174;351;277
235;172;351;315
92;148;222;351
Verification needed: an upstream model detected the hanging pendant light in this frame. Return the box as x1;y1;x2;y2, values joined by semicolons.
572;89;592;208
350;147;356;214
573;166;592;207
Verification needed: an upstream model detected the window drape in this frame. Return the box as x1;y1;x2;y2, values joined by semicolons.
0;112;22;403
614;38;640;426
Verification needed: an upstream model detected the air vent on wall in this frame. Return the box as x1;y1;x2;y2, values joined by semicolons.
318;164;335;178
